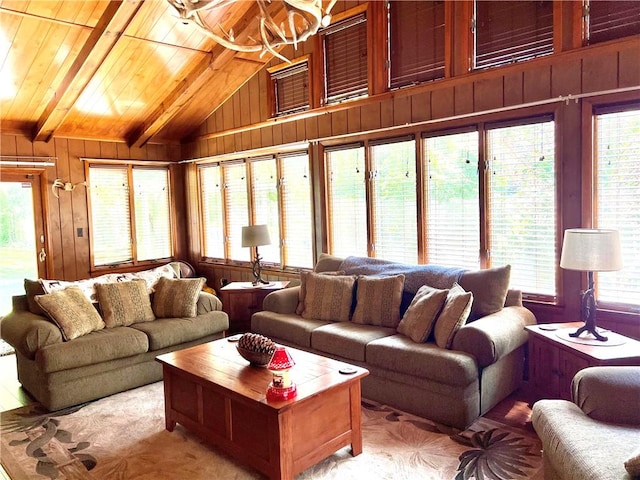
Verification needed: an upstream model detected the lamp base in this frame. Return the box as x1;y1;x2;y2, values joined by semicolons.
251;255;269;286
570;280;608;342
569;324;608;342
266;383;297;401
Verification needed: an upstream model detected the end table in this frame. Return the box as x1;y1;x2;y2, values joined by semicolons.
220;281;290;334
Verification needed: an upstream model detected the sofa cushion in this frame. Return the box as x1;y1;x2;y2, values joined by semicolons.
300;272;356;322
35;327;149;373
433;283;473;349
24;279;46;315
252;311;332;348
35;287;105;341
152;277;205;318
130;313;227;351
311;322;395;362
366;334;478;386
352;274;405;328
96;280;155;328
397;285;449;343
296;271;345;315
459;264;510;320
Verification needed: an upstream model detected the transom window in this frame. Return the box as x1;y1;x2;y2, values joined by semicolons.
269;60;310;116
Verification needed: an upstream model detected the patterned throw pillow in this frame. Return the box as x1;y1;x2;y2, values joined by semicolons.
152;277;205;318
296;270;345;315
433;283;473;349
35;287;105;341
397;285;449;342
96;280;155;328
351;275;405;328
301;272;356;322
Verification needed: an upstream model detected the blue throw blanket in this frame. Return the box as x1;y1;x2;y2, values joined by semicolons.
339;256;466;294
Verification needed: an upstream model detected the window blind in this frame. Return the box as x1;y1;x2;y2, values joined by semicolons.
132;168;172;261
250;158;280;264
88;166;132;265
272;62;309;116
326;146;367;257
594;108;640;306
389;0;445;88
323;14;368;104
587;0;640;44
200;165;225;259
487;119;556;297
223;163;250;262
475;0;553;69
280;153;313;269
424;131;480;269
370;139;418;263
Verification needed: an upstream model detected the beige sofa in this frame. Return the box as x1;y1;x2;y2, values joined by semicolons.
532;366;640;480
251;254;536;429
0;263;228;411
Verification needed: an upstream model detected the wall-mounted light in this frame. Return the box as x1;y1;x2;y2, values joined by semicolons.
51;179;86;198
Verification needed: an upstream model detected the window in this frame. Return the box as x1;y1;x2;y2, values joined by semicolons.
474;0;553;69
322;13;368;104
586;0;640;45
88;165;172;267
389;0;445;88
370;138;417;263
593;107;640;307
198;152;313;269
424;130;480;269
326;145;367;257
487;118;556;297
270;60;309;116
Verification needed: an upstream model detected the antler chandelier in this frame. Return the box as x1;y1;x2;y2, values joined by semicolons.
167;0;336;62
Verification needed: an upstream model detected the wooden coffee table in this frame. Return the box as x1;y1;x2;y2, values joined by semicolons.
156;339;369;480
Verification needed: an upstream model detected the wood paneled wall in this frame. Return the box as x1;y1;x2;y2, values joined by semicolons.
0;134;183;281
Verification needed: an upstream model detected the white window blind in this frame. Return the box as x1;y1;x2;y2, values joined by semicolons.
133;168;172;261
88;166;132;265
223;163;250;262
487;119;556;297
326;146;367;257
370;139;418;263
424;131;480;269
200;165;225;259
250;158;280;264
594;108;640;306
280;153;313;269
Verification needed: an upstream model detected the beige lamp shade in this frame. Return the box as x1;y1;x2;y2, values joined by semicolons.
560;229;622;272
242;224;271;248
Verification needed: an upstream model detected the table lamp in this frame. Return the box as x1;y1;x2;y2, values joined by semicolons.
242;224;271;285
560;228;622;341
266;346;297;401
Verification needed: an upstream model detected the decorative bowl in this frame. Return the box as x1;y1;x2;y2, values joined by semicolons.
236;345;273;366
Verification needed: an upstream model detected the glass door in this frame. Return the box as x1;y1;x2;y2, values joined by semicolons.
0;171;48;315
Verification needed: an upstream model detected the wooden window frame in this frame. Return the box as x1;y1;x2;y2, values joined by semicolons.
267;56;311;117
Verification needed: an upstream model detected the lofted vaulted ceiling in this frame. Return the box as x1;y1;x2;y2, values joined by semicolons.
0;0;295;147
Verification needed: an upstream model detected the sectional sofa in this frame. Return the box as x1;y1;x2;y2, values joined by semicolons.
252;254;537;429
0;262;228;410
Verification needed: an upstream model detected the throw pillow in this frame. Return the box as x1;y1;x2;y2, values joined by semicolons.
24;279;46;315
397;285;449;343
96;279;155;328
35;287;105;341
152;277;205;318
433;283;473;349
301;271;356;322
458;264;511;320
624;445;640;477
296;270;345;315
351;274;405;328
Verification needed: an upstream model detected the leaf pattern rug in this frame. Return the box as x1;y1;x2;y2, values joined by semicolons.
0;382;542;480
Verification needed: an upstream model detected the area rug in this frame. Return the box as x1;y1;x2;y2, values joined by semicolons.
0;382;542;480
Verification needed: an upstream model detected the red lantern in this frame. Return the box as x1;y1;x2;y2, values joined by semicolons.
266;346;297;401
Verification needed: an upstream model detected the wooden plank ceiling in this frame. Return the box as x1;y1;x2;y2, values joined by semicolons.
0;0;288;146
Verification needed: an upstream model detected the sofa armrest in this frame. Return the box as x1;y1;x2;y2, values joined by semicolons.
196;291;223;314
572;366;640;425
451;306;536;367
262;286;300;314
0;310;63;359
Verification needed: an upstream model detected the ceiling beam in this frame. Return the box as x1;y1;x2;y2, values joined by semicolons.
33;0;145;143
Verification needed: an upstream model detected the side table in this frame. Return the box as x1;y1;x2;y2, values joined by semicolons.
525;322;640;400
220;281;290;334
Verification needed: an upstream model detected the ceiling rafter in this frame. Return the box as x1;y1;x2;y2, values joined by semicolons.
32;0;146;143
